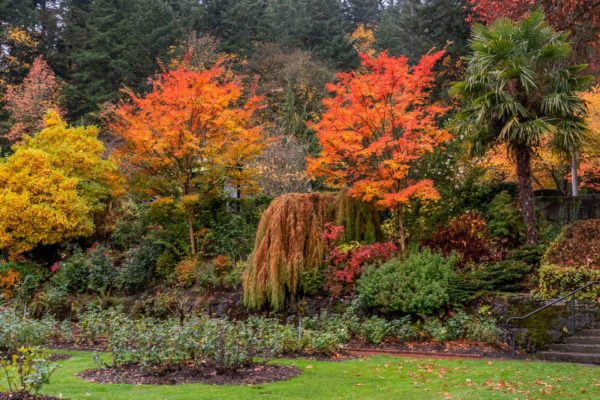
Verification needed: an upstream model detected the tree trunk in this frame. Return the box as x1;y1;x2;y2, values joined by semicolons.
571;151;579;197
187;213;196;256
515;144;538;245
395;205;406;253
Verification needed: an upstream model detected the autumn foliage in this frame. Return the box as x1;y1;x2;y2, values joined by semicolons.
308;51;450;209
3;56;61;143
423;212;492;267
322;223;396;297
543;219;600;270
0;111;119;256
243;191;387;309
579;86;600;191
112;62;265;254
307;51;451;250
0;268;21;299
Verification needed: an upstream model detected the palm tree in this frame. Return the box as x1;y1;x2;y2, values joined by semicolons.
451;10;591;244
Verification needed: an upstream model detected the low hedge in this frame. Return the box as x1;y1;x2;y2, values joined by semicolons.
538;264;600;300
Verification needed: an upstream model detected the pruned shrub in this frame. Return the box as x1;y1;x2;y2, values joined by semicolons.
448;260;534;303
356;250;457;315
543;219;600;270
116;240;164;292
423;212;492;266
0;309;55;353
539;264;600;299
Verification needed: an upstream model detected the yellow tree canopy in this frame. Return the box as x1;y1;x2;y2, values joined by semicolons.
0;111;123;256
16;110;123;211
0;149;92;255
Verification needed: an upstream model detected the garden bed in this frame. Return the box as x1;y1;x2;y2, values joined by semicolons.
77;363;302;385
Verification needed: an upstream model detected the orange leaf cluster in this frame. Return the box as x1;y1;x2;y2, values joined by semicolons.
111;61;266;199
579;85;600;190
307;51;451;209
0;268;21;299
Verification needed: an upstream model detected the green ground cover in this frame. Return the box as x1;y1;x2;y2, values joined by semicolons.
36;351;600;400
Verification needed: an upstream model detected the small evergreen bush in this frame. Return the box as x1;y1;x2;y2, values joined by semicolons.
356;250;457;314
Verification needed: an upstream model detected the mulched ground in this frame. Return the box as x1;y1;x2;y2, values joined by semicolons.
345;339;515;359
78;363;302;385
0;393;62;400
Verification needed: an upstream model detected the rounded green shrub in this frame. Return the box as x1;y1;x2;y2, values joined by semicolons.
356;250;457;315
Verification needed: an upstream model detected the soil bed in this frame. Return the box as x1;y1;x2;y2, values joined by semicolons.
78;363;302;385
0;393;62;400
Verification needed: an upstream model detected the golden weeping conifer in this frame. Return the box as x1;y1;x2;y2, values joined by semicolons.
243;193;334;310
243;191;384;310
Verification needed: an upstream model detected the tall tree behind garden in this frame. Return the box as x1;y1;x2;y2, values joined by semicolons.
343;0;383;27
111;64;266;255
307;51;452;252
63;0;201;120
451;11;592;244
266;0;358;69
375;0;471;60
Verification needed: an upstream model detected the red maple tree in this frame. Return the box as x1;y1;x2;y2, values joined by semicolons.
4;56;61;143
307;51;452;251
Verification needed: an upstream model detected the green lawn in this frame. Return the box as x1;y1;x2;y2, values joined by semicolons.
36;351;600;399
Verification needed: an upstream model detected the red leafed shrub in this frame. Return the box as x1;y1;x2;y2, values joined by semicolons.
422;212;492;267
543;219;600;270
323;223;397;297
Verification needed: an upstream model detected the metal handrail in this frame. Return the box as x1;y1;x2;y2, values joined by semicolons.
505;281;600;356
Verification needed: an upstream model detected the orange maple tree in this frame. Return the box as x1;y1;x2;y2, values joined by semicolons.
307;51;452;251
111;62;266;255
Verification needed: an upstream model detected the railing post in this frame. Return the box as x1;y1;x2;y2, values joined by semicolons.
511;329;516;357
571;295;577;336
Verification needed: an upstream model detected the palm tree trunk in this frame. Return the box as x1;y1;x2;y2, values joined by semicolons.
515;144;538;245
571;151;579;197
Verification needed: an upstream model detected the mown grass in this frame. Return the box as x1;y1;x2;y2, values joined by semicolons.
31;351;600;399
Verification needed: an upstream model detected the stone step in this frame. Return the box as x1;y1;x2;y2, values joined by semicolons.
551;343;600;353
580;329;600;337
565;336;600;345
538;351;600;364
